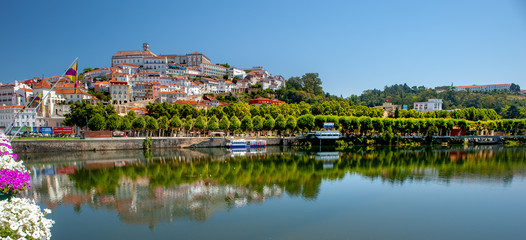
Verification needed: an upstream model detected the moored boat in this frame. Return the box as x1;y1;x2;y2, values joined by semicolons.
227;139;267;148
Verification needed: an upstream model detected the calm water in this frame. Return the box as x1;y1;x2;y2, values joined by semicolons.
19;145;526;240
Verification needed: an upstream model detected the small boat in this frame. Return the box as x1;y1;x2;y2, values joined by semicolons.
227;139;266;148
314;131;341;139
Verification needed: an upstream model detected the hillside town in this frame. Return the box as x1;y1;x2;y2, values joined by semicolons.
0;43;523;135
0;43;286;133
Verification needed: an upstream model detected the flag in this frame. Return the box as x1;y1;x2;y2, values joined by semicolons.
65;61;78;82
35;93;42;103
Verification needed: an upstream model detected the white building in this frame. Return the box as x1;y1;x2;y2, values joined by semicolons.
0;106;38;132
414;99;443;112
110;80;132;104
200;78;220;93
144;56;168;73
111;43;157;67
454;84;511;92
137;72;162;83
116;63;140;74
160;90;187;103
228;67;246;79
83;68;111;79
0;81;32;106
200;63;228;79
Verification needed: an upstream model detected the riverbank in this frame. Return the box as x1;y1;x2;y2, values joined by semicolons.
11;137;299;153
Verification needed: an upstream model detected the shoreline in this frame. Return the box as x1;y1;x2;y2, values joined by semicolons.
11;135;525;153
11;137;299;153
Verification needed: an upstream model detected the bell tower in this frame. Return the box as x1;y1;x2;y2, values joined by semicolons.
143;43;150;51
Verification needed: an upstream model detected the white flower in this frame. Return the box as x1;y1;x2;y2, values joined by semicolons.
43;209;51;215
0;153;27;173
0;197;54;240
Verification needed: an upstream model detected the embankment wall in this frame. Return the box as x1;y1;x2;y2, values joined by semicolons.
12;137;298;153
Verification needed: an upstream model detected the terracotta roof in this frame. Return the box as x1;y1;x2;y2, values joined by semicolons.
20;88;33;92
455;84;510;88
0;105;25;109
110;80;128;85
175;100;198;105
158;54;182;58
117;63;139;67
203;95;218;101
114;50;157;57
137;72;161;75
58;82;76;88
34;80;52;89
55;88;89;95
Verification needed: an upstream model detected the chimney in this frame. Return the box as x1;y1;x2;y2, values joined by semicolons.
143;43;150;51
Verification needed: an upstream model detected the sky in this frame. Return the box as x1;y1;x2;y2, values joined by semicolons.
1;0;526;96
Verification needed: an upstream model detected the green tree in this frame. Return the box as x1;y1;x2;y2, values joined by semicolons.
219;116;231;133
274;114;287;135
132;117;146;136
230;116;241;134
314;115;326;130
286;116;297;134
208;116;219;132
263;116;275;136
88;114;106;131
158;116;169;137
106;114;121;131
241;116;253;133
126;110;136;120
145;116;159;137
119;118;132;133
297;114;315;132
183;117;193;136
510;83;521;93
252;116;264;135
359;117;373;136
169;116;183;136
194;116;207;136
301;73;323;96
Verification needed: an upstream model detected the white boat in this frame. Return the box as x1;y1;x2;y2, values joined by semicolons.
314;131;341;140
227;139;267;148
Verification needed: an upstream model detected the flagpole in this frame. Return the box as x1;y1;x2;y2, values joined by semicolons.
8;57;78;142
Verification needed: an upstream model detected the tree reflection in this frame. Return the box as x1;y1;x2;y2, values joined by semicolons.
23;146;526;225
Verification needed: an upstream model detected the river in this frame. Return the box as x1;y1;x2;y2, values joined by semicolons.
19;145;526;240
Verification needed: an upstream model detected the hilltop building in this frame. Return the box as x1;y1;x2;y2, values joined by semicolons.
414;99;443;113
454;84;511;92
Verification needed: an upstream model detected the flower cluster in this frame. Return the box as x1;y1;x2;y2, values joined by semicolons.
0;132;54;239
0;169;30;194
0;197;54;240
0;134;26;173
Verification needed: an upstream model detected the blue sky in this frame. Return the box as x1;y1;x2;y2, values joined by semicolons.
1;0;526;96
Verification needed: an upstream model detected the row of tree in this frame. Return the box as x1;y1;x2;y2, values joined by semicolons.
393;107;500;121
73;105;526;137
64;102;525;137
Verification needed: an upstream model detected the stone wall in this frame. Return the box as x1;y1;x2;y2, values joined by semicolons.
12;137;298;153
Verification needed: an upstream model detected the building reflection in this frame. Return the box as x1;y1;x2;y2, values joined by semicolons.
21;145;526;226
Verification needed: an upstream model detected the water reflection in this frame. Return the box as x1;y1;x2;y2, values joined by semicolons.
20;145;526;226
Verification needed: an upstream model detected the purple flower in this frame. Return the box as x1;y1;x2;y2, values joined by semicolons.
0;143;13;150
0;168;30;194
